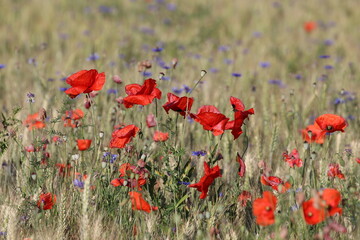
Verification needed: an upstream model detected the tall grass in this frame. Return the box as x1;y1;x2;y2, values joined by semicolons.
1;0;360;239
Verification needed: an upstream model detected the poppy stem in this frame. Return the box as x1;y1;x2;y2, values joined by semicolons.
188;71;206;95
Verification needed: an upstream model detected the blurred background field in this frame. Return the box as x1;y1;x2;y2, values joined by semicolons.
1;0;360;239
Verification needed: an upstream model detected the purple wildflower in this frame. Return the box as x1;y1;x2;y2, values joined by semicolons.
87;53;100;61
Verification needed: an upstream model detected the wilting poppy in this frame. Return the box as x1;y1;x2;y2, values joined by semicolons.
128;191;158;213
302;198;326;225
37;193;57;210
62;109;84;128
163;93;194;118
302;124;326;144
304;21;317;33
23;113;46;130
327;163;345;179
56;163;72;177
146;114;157;128
236;153;246;177
261;175;291;193
110;124;139;148
283;149;303;167
238;191;252;207
191;105;229;136
123;78;161;108
225;97;254;139
77;139;92;151
111;162;149;190
65;69;106;98
314;114;347;133
252;191;277;226
189;161;222;199
153;131;169;142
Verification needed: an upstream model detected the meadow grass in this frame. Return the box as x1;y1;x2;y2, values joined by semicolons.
1;0;360;239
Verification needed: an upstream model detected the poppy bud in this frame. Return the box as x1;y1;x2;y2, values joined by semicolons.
112;75;122;84
303;141;309;150
123;180;128;186
144;173;149;179
101;161;107;168
200;70;207;77
31;172;37;180
71;154;80;161
99;131;104;138
130;173;135;179
172;58;178;69
204;211;210;219
159;72;165;80
311;151;317;160
135;174;140;180
84;98;92;109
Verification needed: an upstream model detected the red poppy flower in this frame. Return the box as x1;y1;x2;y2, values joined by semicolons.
301;124;326;144
56;163;72;177
191;105;229;136
37;193;57;210
110;124;139;148
236;153;246;177
77;139;92;151
65;69;106;98
123;78;162;108
23;113;46;130
153;131;169;142
111;163;148;190
315;114;347;133
356;158;360;164
62;109;84;128
302;198;326;225
302;188;342;225
146;114;157;128
225;97;254;139
253;191;277;226
283;149;303;167
261;175;291;193
321;188;342;216
128;191;158;213
327;163;345;179
162;93;194;118
189;161;222;199
238;191;252;207
304;21;317;33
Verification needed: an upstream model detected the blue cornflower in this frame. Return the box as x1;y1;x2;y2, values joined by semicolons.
187;115;194;123
172;87;183;95
107;89;118;95
103;152;118;163
60;77;67;81
209;68;219;73
324;65;333;70
98;5;113;13
167;3;177;11
347;115;355;120
87;53;100;61
259;62;270;68
47;78;55;82
152;47;163;52
178;181;191;185
268;79;285;87
143;72;152;77
295;74;302;80
27;58;37;66
73;179;85;189
333;98;344;105
162;76;170;81
224;58;233;65
0;232;7;236
192;150;207;157
0;64;6;69
319;55;330;59
231;73;242;77
59;87;69;92
324;39;334;46
183;85;191;93
218;45;229;52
